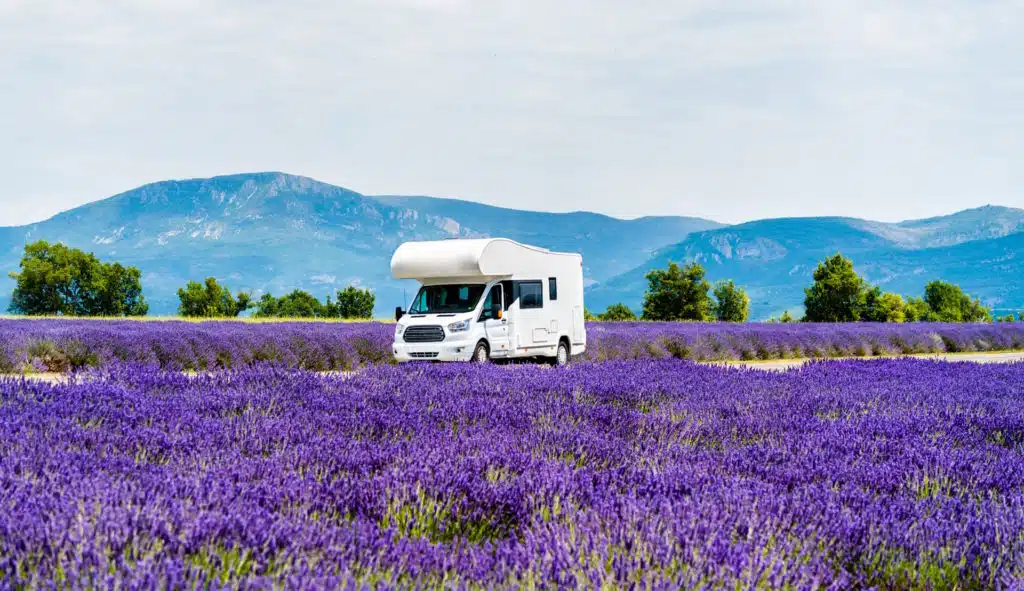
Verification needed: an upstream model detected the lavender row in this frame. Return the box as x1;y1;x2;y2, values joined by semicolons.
0;319;395;373
1;319;1023;373
1;359;1023;588
584;321;1024;361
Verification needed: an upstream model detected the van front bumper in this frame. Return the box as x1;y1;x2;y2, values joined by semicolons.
393;341;476;362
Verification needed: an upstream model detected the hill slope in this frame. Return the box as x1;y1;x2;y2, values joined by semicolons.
374;195;722;282
588;208;1024;319
853;205;1024;248
0;172;720;314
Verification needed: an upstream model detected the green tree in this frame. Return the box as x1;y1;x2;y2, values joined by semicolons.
8;240;147;316
802;253;868;322
904;296;933;322
336;286;376;319
597;303;637;321
862;288;906;323
712;280;749;322
254;290;326;318
323;295;339;318
998;314;1016;323
780;311;794;323
94;263;149;317
923;281;991;323
641;262;713;321
255;293;280;317
583;308;597;321
235;292;253;316
177;277;252;317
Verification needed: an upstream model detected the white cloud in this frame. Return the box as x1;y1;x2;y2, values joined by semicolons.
0;0;1022;227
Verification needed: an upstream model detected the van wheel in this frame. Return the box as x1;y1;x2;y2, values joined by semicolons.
472;341;490;363
553;340;570;367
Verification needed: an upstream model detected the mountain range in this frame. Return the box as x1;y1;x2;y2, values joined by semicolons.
1;172;1021;318
587;211;1024;318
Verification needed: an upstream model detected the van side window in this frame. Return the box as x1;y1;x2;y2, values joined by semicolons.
519;281;543;309
549;277;557;301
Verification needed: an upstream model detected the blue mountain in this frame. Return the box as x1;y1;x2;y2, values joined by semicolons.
2;172;1020;318
0;172;720;315
587;207;1024;319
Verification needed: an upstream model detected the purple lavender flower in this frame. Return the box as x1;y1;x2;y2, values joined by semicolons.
1;358;1022;588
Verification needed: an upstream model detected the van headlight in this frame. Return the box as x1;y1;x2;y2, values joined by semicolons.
447;319;471;333
395;324;404;335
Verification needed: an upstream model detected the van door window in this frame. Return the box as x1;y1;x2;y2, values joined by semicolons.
479;285;503;321
519;281;543;309
501;280;515;309
549;277;558;301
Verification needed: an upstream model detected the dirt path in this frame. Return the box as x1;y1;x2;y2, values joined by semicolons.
4;350;1019;383
6;372;68;384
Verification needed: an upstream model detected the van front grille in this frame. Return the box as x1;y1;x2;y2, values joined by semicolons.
409;352;439;359
403;326;445;343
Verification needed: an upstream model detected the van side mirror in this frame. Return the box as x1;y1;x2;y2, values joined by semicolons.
395;307;404;321
496;308;502;319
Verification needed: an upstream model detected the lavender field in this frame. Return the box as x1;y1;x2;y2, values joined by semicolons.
1;359;1022;588
1;319;1024;373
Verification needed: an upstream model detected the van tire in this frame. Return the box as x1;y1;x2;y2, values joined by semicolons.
472;341;490;363
553;339;570;367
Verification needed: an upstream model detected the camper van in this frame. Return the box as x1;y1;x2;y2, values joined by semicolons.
390;238;586;365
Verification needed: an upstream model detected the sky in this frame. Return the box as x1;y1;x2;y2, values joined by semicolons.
1;0;1022;227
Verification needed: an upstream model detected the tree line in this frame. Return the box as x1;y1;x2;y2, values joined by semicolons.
799;253;995;323
585;267;752;322
6;240;1021;322
590;252;1021;323
177;278;374;319
6;241;374;319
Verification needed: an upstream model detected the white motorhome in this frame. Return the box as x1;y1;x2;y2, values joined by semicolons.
390;238;586;365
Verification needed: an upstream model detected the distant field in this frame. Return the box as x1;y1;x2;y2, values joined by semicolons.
0;319;394;374
0;315;389;324
1;318;1023;374
2;359;1022;587
585;321;1024;362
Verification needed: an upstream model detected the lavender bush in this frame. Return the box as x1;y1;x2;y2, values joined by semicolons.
1;359;1022;588
1;319;1023;373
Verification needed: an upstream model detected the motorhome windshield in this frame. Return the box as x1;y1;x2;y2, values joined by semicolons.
409;284;486;314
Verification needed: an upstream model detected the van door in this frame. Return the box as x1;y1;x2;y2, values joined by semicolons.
573;305;584;342
516;280;548;345
480;284;511;357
